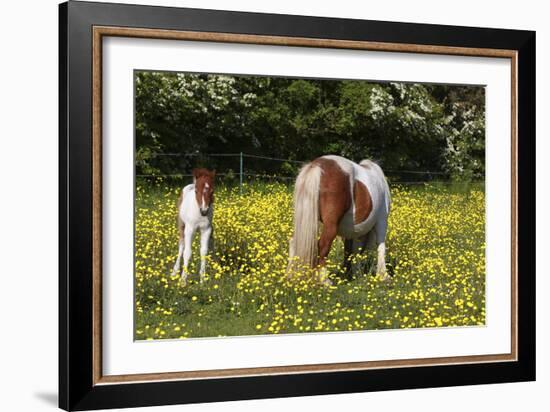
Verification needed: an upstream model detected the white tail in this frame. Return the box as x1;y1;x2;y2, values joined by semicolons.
290;162;322;269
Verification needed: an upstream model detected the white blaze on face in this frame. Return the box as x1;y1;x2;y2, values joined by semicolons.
201;183;210;211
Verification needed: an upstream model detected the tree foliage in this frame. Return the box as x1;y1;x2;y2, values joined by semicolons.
135;72;485;181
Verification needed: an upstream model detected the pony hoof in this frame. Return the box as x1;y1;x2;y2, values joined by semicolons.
379;274;391;283
319;277;333;287
318;268;333;287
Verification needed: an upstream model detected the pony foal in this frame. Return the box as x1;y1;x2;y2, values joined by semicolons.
171;168;215;285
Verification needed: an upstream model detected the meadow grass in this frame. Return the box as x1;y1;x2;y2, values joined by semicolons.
134;179;485;340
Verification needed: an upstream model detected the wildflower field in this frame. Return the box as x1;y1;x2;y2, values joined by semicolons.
135;180;485;340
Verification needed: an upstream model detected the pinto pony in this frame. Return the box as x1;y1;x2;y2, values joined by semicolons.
288;155;391;284
171;168;215;285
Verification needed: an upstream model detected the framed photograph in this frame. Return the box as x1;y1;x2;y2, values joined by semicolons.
59;1;535;410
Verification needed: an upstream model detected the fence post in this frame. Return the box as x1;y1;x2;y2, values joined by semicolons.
239;152;243;195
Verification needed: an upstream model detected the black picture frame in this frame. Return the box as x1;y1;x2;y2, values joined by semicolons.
59;1;535;410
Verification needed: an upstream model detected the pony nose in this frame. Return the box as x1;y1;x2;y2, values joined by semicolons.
200;207;209;216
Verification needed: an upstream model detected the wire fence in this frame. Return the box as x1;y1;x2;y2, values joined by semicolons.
136;152;482;192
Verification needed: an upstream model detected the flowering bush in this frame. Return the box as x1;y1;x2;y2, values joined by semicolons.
135;73;485;181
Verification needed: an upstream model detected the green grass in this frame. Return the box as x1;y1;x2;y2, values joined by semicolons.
134;180;486;340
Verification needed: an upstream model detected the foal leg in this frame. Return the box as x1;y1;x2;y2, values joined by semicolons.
171;218;185;278
199;226;212;283
181;225;196;286
375;221;390;282
208;226;215;259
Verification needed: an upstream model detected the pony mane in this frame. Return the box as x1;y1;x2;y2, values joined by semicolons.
192;168;216;179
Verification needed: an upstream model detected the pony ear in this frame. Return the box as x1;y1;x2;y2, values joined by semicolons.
192;168;200;183
210;169;216;178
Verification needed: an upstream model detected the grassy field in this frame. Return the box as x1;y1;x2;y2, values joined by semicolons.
134;179;485;340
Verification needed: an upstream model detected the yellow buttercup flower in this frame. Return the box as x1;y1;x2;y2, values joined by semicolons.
134;181;485;340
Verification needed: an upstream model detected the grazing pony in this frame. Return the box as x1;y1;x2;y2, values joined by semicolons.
288;155;391;284
171;168;215;285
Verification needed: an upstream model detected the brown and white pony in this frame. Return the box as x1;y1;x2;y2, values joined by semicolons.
171;168;215;285
288;155;391;284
